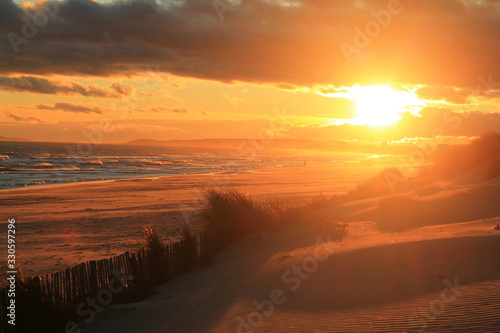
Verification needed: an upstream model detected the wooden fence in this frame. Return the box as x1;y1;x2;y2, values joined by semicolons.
0;231;212;332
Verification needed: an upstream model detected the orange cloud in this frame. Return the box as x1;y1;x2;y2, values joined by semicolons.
147;107;189;114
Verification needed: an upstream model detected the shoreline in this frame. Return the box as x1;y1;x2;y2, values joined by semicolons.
0;145;398;192
0;159;393;194
1;161;396;276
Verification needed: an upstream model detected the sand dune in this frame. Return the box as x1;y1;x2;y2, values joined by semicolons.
319;176;500;232
81;216;500;332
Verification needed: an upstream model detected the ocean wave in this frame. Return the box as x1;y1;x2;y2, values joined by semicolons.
13;165;81;172
34;162;53;168
145;160;162;165
30;153;51;159
50;154;69;159
23;181;46;186
53;166;81;171
80;160;103;166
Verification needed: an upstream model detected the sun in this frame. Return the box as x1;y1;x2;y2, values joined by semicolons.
350;85;425;126
323;84;426;127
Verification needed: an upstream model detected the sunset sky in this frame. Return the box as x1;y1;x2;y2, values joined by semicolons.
1;0;500;143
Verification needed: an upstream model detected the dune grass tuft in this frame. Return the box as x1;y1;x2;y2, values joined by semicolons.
203;189;306;251
141;224;168;285
341;167;406;202
308;192;341;211
141;224;163;255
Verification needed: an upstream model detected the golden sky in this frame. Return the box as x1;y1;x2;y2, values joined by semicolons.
1;0;499;143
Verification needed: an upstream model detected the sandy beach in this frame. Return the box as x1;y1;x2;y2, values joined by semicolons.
3;152;500;332
0;158;394;276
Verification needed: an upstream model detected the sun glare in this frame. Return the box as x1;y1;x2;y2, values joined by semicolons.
326;85;426;127
355;85;419;126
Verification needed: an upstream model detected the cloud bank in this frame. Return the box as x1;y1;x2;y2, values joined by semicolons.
7;112;54;124
1;0;500;89
35;102;105;114
0;75;131;97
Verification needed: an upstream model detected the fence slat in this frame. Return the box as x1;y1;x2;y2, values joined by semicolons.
0;231;212;332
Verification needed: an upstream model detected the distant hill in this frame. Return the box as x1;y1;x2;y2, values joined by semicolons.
126;139;167;146
0;136;30;142
125;138;335;149
124;138;428;155
126;138;263;148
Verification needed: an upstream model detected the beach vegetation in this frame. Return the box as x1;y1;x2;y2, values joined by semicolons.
202;189;306;251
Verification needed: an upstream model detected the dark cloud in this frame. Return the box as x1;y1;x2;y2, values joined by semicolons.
110;82;133;96
7;112;52;124
1;0;500;90
0;75;131;97
7;113;23;121
148;106;189;114
16;103;188;114
36;102;104;114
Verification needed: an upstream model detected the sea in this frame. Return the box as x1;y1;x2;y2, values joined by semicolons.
0;141;369;190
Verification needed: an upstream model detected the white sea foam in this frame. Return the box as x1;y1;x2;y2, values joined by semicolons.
34;162;53;168
81;160;103;165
